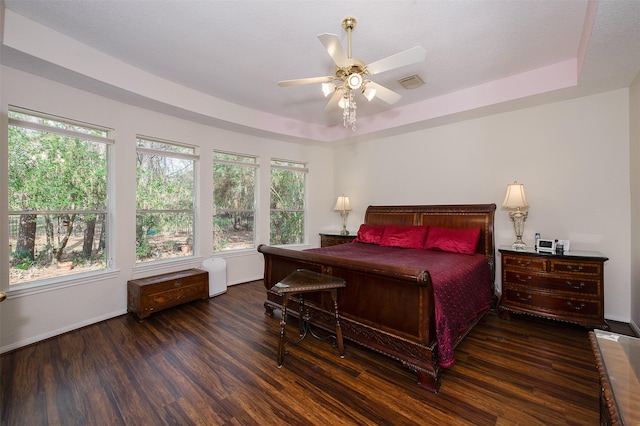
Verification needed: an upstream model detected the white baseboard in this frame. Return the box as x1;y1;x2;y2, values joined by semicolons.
228;276;262;286
605;314;631;323
0;309;127;355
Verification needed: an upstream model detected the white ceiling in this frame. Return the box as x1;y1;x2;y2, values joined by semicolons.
1;0;639;143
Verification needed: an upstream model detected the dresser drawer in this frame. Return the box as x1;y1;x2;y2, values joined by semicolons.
320;234;356;247
550;259;602;276
502;288;602;319
502;255;548;272
503;270;601;296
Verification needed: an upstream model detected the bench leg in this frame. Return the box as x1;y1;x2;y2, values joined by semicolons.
330;289;344;358
277;295;289;367
298;295;306;337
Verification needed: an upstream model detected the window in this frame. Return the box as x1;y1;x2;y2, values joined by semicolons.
136;137;197;263
213;151;257;251
270;159;307;245
8;108;112;285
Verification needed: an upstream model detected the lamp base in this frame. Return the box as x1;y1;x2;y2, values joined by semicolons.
511;241;527;250
509;210;528;250
339;210;350;236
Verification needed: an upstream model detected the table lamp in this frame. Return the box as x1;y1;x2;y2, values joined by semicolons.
333;195;352;235
502;181;529;249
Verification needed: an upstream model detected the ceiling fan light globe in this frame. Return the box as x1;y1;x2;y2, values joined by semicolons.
346;73;363;90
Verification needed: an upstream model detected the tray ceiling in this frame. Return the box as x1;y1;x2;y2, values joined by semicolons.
2;0;639;143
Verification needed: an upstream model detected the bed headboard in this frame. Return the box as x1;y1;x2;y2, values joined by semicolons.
364;204;497;277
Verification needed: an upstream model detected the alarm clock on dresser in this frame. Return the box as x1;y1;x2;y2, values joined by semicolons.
535;237;570;254
536;238;556;254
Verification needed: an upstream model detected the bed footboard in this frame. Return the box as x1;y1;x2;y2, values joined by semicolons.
258;244;442;392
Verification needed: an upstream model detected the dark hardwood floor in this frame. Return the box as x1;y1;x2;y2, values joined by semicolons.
1;280;624;425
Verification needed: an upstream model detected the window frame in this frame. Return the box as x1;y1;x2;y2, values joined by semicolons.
213;150;258;252
7;106;114;288
269;158;308;246
135;135;199;265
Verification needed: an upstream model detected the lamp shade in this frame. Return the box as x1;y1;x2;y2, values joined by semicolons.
502;182;529;210
363;85;377;101
333;195;352;211
338;94;349;109
322;82;335;97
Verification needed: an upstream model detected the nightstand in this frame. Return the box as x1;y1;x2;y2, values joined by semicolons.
498;246;608;329
319;233;356;247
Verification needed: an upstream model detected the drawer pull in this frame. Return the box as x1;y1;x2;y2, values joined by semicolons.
516;260;532;266
174;280;182;288
566;301;586;310
515;292;532;302
515;274;532;283
565;265;584;272
566;281;585;290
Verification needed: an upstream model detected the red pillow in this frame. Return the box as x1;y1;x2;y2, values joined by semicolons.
424;226;481;255
380;225;428;249
353;224;386;245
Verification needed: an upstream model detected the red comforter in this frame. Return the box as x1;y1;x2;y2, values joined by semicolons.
305;242;493;367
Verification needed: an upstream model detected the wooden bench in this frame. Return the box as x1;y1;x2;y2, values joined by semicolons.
127;268;209;320
270;269;346;367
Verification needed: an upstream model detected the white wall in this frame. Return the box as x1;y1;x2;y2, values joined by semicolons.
335;89;632;322
630;72;640;334
0;64;635;352
0;66;335;352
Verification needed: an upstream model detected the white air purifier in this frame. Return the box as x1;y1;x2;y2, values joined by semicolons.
201;258;227;297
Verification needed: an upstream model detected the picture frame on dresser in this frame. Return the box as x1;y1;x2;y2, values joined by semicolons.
498;246;608;329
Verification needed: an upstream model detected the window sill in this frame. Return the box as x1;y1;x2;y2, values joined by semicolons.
213;248;260;258
132;256;205;279
6;269;121;300
270;243;310;250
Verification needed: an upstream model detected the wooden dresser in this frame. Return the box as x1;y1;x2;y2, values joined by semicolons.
319;233;356;247
498;246;608;329
127;268;209;320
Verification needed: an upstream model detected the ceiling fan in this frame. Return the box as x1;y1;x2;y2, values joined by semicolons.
278;16;426;130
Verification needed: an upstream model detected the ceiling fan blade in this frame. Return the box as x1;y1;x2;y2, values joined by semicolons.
325;90;343;112
366;46;426;75
278;76;335;87
366;82;402;104
318;33;350;68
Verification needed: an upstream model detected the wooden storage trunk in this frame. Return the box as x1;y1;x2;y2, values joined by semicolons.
127;268;209;320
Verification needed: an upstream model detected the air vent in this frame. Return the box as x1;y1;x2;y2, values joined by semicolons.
398;74;425;90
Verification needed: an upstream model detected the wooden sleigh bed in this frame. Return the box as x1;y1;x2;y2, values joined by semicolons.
258;204;496;393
